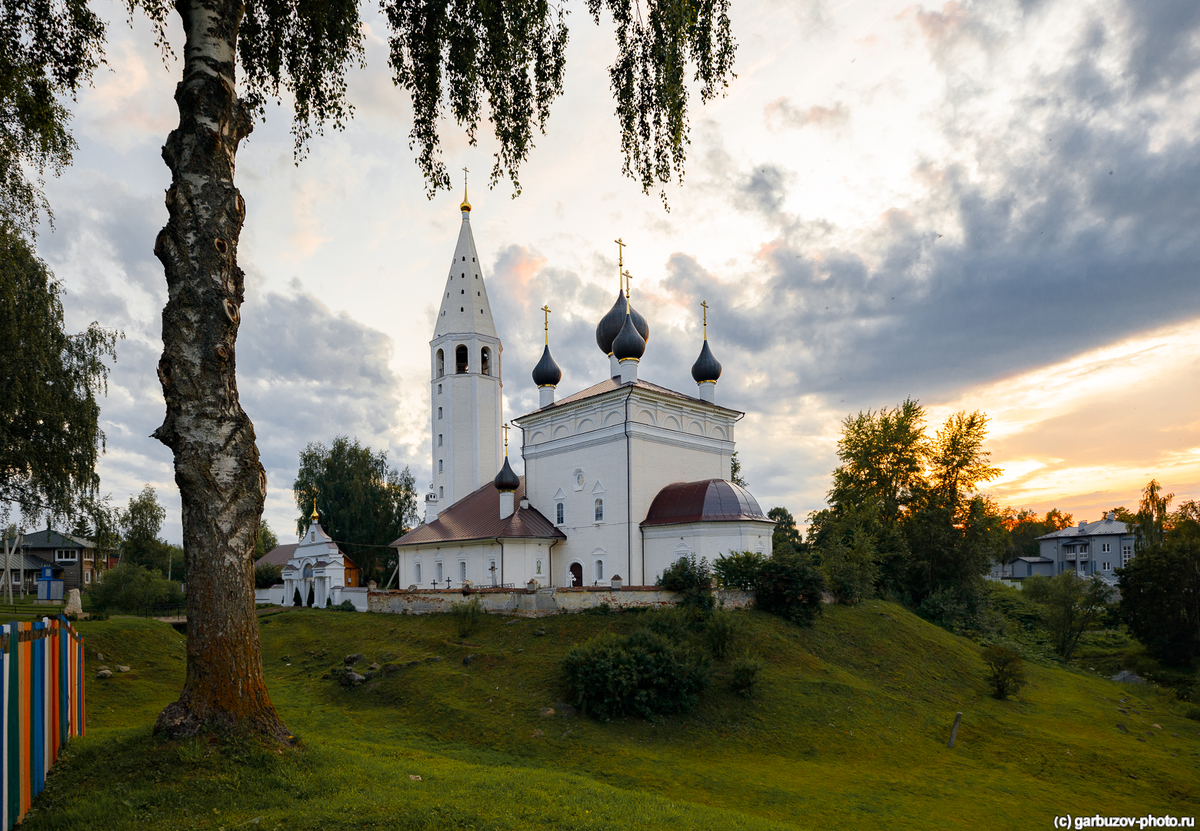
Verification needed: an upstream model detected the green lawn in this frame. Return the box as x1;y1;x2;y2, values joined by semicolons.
21;603;1200;830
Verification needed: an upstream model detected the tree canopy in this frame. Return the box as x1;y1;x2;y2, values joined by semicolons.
0;225;119;522
293;436;418;582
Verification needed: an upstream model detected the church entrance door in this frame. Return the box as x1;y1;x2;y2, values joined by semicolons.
569;563;583;587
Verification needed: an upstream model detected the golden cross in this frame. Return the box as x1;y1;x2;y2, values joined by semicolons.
701;300;709;340
614;238;626;293
541;305;551;345
462;166;469;203
623;269;633;314
311;497;319;522
502;422;509;456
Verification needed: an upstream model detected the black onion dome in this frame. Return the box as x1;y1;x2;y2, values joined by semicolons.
612;312;646;361
596;291;651;354
691;339;722;383
532;344;562;388
595;290;627;354
494;457;520;492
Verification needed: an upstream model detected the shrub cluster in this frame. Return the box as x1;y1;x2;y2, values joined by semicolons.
712;551;765;590
562;629;711;720
728;651;765;698
657;553;714;613
451;596;484;638
713;550;825;627
88;563;184;614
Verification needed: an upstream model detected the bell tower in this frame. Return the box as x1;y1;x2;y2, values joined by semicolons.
426;176;503;519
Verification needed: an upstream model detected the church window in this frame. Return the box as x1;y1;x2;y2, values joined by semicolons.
459;561;467;582
438;460;443;472
477;291;480;296
556;502;564;524
310;531;315;542
595;560;604;581
594;498;604;522
438;407;443;419
461;289;464;294
489;559;497;585
462;256;465;261
456;345;468;373
481;347;491;376
415;563;421;584
438;434;443;446
536;559;543;575
439;487;444;498
437;384;442;394
436;561;443;582
460;307;464;312
436;349;444;377
472;257;475;262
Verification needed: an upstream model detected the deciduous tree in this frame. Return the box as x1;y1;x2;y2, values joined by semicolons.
293;437;418;583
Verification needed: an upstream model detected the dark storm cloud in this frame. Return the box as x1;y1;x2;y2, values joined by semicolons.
237;281;410;480
662;0;1200;416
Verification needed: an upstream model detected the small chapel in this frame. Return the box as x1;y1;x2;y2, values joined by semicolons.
390;189;775;588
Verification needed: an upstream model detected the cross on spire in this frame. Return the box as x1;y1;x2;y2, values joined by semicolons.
614;238;626;293
311;497;319;522
460;166;471;211
623;269;633;314
701;300;709;340
541;305;551;345
502;422;510;456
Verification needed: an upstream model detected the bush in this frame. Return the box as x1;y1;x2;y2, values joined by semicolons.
657;553;714;613
333;599;357;612
729;651;764;698
754;552;825;626
563;629;711;720
705;607;739;659
917;583;991;634
642;605;699;643
292;588;303;607
981;644;1027;699
88;564;184;614
451;596;484;639
713;551;765;590
254;563;282;589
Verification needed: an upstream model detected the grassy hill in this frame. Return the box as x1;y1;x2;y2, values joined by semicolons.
21;601;1200;830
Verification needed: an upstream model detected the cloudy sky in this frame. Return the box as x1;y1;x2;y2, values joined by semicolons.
37;0;1200;544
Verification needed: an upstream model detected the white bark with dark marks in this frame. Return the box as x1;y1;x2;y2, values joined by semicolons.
151;0;287;741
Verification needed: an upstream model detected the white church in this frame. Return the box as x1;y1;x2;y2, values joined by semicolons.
390;191;775;588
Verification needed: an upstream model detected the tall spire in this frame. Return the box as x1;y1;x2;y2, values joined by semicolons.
435;189;496;338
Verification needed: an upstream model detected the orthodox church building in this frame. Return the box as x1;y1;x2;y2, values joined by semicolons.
279;504;361;607
391;193;774;588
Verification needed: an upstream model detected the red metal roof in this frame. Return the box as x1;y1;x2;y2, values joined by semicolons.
641;479;771;527
391;477;566;547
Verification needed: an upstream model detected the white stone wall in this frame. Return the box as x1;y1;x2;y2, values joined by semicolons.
642;520;775;584
368;587;755;617
430;331;502;509
397;537;561;589
518;386;738;585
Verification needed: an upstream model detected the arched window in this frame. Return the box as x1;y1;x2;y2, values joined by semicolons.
555;502;564;524
459;561;467;582
481;347;491;376
594;498;604;522
455;345;468;373
437;407;443;419
595;560;604;581
435;561;444;582
439;486;444;498
437;383;442;394
489;560;497;585
414;562;421;584
436;349;444;377
438;434;443;446
438;460;443;472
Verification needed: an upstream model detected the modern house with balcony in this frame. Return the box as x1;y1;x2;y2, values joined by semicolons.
1035;514;1134;581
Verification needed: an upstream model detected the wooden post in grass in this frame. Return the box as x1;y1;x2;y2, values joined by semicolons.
948;712;963;748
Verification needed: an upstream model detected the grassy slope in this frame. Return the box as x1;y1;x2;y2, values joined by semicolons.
21;602;1200;831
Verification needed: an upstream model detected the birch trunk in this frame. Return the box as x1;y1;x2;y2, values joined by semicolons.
151;0;288;741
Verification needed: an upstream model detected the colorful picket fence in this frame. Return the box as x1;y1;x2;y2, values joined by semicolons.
0;616;85;830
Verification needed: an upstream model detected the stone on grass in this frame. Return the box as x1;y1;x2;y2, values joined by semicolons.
409;775;422;781
426;655;444;663
463;654;476;666
117;665;130;673
95;669;112;680
552;702;577;717
382;663;401;675
64;589;83;617
344;653;364;666
539;707;555;718
340;671;366;687
533;629;545;637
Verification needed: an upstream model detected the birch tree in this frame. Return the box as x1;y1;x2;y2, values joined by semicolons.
13;0;737;740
